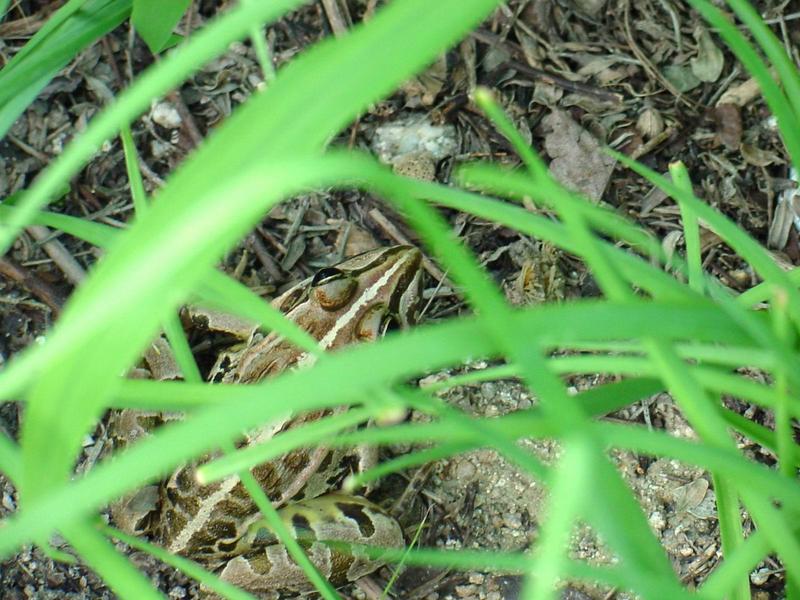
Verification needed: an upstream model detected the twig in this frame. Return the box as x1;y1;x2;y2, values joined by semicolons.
7;134;49;163
245;232;285;281
0;256;65;315
25;225;87;285
469;29;622;105
320;0;350;36
368;207;447;283
621;0;697;108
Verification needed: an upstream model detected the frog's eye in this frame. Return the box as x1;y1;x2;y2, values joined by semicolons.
312;268;357;310
311;267;343;286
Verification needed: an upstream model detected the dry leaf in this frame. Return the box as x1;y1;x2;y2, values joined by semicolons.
541;110;616;201
711;103;742;149
691;25;724;83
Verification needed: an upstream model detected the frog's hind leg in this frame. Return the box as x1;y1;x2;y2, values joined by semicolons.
216;494;404;596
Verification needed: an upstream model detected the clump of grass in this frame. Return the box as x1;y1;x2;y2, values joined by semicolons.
0;1;798;599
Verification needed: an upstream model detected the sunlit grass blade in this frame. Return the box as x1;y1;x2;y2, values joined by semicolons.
612;149;800;326
686;0;800;165
0;0;132;138
120;125;148;218
524;439;590;600
669;161;703;293
403;176;693;302
63;520;162;600
0;0;309;253
0;299;757;557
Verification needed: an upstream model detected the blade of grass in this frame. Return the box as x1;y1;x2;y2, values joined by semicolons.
63;521;163;600
769;288;798;478
0;0;132;137
132;0;191;54
0;0;309;253
524;438;590;600
711;471;748;600
669;161;703;293
0;299;756;556
120;125;148;218
686;0;800;162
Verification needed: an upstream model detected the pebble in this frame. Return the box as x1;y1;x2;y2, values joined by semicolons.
150;101;182;129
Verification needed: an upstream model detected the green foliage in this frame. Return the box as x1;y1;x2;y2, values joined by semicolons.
131;0;191;53
0;0;132;138
0;0;798;599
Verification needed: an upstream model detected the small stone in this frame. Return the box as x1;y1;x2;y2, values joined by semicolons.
468;573;485;584
2;491;16;511
167;586;187;599
151;101;182;129
637;107;664;139
648;510;666;531
454;460;477;481
503;512;523;529
455;584;478;597
750;567;770;586
392;151;436;181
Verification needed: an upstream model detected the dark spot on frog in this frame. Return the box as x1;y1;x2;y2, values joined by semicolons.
216;540;238;553
292;514;314;540
335;502;375;537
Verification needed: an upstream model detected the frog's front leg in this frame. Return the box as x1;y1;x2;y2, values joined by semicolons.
214;494;404;597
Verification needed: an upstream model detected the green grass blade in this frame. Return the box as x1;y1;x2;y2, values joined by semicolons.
132;0;191;53
711;472;748;600
63;521;163;600
669;161;703;293
120;125;148;218
0;0;132;138
524;439;591;600
0;0;309;253
612;149;800;327
687;0;800;161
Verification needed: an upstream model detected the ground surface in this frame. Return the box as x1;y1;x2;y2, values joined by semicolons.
0;0;797;598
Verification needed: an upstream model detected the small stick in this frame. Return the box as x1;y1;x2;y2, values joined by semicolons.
0;256;65;315
368;207;447;283
320;0;350;36
26;225;87;285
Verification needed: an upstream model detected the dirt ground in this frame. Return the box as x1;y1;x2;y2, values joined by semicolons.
1;0;797;598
